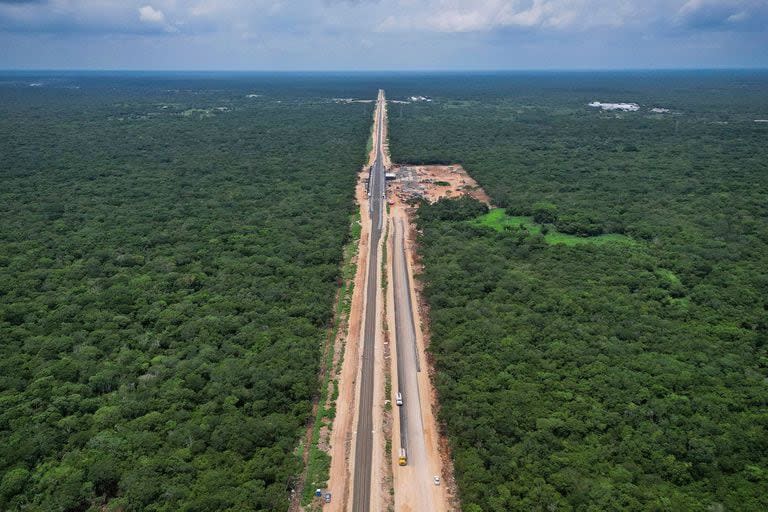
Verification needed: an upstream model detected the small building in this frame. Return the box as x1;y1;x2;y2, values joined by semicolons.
385;173;397;180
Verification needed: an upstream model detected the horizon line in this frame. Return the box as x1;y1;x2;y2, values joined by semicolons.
2;66;768;74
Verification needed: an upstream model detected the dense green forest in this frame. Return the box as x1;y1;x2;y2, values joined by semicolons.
0;74;373;511
390;72;768;510
3;71;766;512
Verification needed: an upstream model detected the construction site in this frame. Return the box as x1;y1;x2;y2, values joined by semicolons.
386;164;491;205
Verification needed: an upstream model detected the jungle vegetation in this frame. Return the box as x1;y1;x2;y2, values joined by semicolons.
0;74;372;511
390;72;768;511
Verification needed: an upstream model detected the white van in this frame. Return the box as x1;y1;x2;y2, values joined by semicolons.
396;392;403;406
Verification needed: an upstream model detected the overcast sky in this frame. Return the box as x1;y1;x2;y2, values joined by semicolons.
1;0;766;70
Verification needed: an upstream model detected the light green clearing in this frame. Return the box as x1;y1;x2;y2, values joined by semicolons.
655;268;682;285
473;208;636;246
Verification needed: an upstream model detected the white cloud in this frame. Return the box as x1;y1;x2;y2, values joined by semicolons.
139;5;165;24
676;0;768;30
727;11;747;23
7;0;757;39
375;0;643;34
1;0;766;71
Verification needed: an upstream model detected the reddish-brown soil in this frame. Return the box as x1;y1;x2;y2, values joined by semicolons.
389;164;491;205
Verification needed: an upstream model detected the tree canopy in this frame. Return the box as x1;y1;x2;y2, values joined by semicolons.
0;74;371;511
392;71;768;511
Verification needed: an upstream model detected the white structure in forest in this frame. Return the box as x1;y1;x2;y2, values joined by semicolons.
589;101;640;112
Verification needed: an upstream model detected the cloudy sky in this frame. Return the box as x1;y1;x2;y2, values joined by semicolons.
1;0;766;70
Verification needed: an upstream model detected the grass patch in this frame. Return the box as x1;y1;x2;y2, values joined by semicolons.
473;208;536;232
472;208;635;246
381;222;389;292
